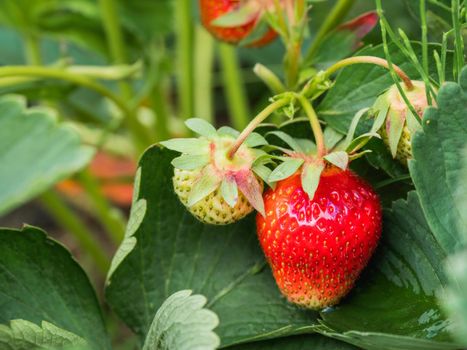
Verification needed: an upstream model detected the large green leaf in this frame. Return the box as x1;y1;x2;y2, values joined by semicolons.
409;66;467;254
0;319;88;350
230;334;359;350
142;290;220;350
0;95;94;216
318;43;448;134
315;192;458;350
0;226;110;350
105;147;318;348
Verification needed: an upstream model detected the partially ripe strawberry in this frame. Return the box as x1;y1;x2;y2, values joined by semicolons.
372;81;434;165
257;167;382;309
199;0;277;47
161;119;267;225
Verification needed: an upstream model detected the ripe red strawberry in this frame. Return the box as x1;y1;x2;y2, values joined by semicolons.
256;167;382;309
199;0;277;47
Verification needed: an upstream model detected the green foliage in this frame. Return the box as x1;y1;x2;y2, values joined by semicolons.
142;290;220;350
0;320;88;350
105;147;319;347
0;95;94;216
409;66;467;254
0;226;110;350
318;43;449;134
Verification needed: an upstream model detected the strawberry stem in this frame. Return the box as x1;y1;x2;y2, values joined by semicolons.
295;94;326;157
323;56;414;90
227;96;292;159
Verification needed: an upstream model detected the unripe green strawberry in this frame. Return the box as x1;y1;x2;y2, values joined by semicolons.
161;119;267;225
173;168;259;225
373;81;434;165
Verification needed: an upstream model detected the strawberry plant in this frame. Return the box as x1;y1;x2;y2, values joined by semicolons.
0;0;466;350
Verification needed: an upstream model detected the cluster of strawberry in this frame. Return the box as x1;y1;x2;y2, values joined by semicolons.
160;0;433;310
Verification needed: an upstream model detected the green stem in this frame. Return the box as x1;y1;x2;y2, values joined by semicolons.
24;33;42;65
253;63;286;94
39;191;110;274
99;0;153;151
219;43;250;130
175;0;194;119
78;170;126;244
452;0;465;78
420;0;429;76
194;25;215;123
324;56;414;89
295;94;325;157
304;0;357;63
228;97;292;158
0;66;148;152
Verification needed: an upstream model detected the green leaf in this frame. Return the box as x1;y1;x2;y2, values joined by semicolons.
301;162;324;200
217;126;240;138
318;42;451;134
269;158;304;183
229;334;359;350
142;290;220;350
0;226;110;350
220;178;238;208
185;118;218;138
324;152;349;170
105;148;319;347
0;320;88;350
0;95;94;216
409;66;467;254
323;127;344;150
172;154;210;170
159;138;209;155
317;192;458;350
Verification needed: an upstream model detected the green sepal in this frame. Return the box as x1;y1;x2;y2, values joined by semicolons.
160;138;209;155
266;131;304;153
324;151;349;170
324;127;344;150
211;3;258;27
336;107;370;151
239;17;270;47
245;132;268;148
171;154;210;170
296;138;316;154
386;108;405;158
370;94;390;133
185;118;217;138
187;166;221;207
217;126;240;138
301;162;324;201
252;163;275;189
269;158;304;183
236;171;265;216
220;178;238;208
406;109;421;135
346;132;380;154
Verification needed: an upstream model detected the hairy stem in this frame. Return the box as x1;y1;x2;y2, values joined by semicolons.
295;94;325;157
324;56;414;90
228;97;292;159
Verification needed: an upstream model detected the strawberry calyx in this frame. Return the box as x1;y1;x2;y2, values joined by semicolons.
202;0;279;47
160;118;268;216
370;80;435;162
